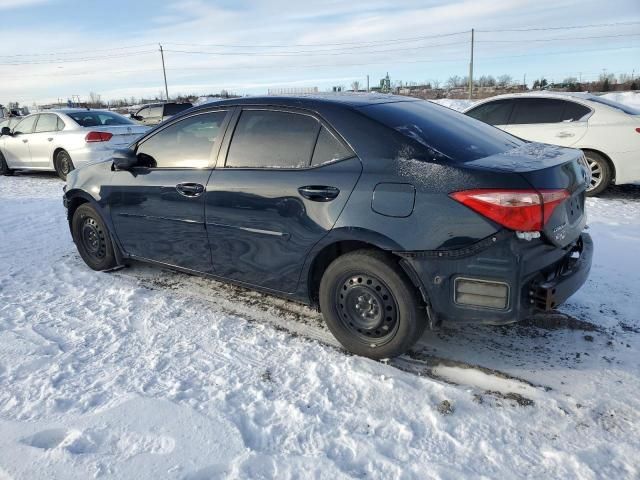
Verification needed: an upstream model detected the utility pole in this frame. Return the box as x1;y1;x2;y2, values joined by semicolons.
159;44;169;102
366;74;370;92
468;28;474;100
523;74;526;91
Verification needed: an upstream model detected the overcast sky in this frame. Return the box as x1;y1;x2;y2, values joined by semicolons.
1;0;639;106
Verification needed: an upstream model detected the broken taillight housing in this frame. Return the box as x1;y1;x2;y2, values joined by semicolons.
450;189;569;231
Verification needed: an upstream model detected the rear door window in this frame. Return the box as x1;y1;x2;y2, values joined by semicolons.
561;101;591;122
226;110;321;168
466;100;513;126
311;127;353;166
34;114;59;133
509;98;567;124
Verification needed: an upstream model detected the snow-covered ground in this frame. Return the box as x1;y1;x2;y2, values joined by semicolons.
1;173;639;479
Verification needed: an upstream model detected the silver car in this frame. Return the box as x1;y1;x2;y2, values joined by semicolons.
0;109;149;180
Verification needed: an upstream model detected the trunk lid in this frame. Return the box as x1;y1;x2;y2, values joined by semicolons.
464;142;590;247
87;125;149;145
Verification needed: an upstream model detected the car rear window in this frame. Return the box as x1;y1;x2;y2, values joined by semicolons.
360;100;523;162
68;111;133;127
164;103;193;116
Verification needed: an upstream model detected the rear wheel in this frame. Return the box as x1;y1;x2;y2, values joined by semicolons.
72;204;117;271
0;151;14;176
584;151;611;196
54;150;74;181
319;250;426;359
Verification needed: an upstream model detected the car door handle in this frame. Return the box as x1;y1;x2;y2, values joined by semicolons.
176;183;205;197
556;131;575;138
47;138;53;142
298;185;340;202
22;139;28;143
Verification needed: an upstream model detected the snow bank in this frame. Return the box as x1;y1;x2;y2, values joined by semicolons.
0;174;639;479
601;91;640;110
430;98;476;111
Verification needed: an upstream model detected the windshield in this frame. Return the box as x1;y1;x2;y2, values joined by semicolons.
360;100;523;162
588;96;640;115
67;111;134;127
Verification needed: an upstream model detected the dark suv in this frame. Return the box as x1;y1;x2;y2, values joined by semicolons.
64;95;593;359
131;102;193;126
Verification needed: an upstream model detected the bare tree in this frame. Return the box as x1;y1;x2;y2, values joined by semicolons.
496;75;513;88
351;80;361;92
88;92;102;107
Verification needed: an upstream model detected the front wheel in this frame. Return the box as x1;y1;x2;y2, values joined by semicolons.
584;151;611;196
71;204;118;271
319;250;426;359
54;150;75;181
0;151;14;176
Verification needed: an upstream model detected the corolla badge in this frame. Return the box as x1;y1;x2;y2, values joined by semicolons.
553;222;568;241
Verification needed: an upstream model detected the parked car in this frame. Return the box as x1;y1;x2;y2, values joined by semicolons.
0;109;149;180
130;102;193;126
63;95;592;359
464;92;640;195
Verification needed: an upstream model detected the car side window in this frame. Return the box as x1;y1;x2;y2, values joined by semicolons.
34;114;59;133
13;115;38;134
149;106;163;118
136;111;227;168
561;101;591;122
226;110;320;168
509;99;566;124
466;100;513;126
57;117;66;131
136;107;150;119
311;127;353;166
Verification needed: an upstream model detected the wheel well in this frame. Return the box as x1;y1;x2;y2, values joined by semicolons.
52;148;66;166
307;240;422;307
581;148;616;182
66;196;89;225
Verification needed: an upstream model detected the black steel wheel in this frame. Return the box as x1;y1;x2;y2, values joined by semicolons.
336;273;399;346
72;203;117;271
55;150;74;181
319;249;426;359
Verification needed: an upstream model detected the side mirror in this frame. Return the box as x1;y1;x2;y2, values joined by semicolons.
1;127;12;136
130;114;142;121
112;149;138;170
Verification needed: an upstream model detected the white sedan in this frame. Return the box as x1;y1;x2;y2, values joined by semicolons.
0;109;149;180
464;92;640;195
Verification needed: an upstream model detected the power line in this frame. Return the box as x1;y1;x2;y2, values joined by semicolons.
478;20;640;32
0;50;157;65
162;30;470;49
162;40;470;58
477;32;640;43
0;43;158;59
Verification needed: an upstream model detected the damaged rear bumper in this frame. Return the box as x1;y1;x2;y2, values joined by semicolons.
396;231;593;325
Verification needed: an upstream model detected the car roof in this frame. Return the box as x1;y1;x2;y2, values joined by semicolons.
190;93;419;112
471;91;601;103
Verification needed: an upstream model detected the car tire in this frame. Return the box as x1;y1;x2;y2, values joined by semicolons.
584;151;611;197
72;203;118;271
319;249;426;359
54;150;75;181
0;151;14;176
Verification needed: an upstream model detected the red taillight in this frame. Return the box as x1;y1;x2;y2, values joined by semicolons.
450;189;569;231
635;127;640;134
85;131;113;143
